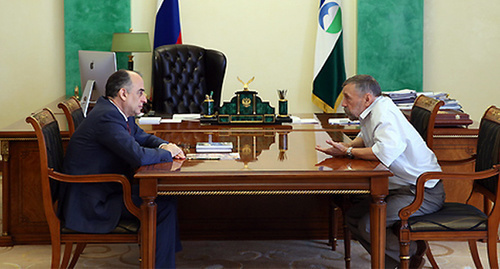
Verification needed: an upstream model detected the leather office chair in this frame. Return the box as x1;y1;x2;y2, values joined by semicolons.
26;108;140;269
58;96;85;137
332;95;444;268
397;105;500;269
152;44;227;115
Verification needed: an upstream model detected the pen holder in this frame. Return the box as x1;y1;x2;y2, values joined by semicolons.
278;99;288;117
202;99;215;118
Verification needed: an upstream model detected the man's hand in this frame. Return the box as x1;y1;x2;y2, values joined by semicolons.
160;143;186;159
315;140;349;157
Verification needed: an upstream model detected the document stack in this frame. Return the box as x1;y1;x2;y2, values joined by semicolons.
387;90;472;127
419;92;462;110
196;142;233;153
382;89;417;110
383;90;463;111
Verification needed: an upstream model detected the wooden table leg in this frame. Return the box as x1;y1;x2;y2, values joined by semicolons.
370;193;387;269
370;176;389;269
140;178;158;269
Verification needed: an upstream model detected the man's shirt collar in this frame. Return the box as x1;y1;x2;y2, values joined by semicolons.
108;98;128;122
359;96;383;120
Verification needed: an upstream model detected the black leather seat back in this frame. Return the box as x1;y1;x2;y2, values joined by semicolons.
71;108;85;132
43;120;64;173
30;109;64;202
475;116;500;194
152;44;226;115
409;106;431;143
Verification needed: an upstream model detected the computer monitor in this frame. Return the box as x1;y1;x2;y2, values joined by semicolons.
78;50;117;103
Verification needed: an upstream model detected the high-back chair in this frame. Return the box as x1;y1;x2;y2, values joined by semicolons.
57;96;85;137
152;44;226;115
409;95;445;148
397;105;500;269
26;108;140;269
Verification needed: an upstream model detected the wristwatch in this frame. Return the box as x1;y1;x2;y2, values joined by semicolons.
346;147;354;159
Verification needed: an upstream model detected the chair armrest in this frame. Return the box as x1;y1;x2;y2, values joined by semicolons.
398;166;500;221
48;169;141;219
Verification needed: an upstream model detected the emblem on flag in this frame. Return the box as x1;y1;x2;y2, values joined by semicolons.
319;2;342;34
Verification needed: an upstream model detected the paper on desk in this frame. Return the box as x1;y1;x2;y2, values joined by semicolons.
290;116;319;124
172;114;201;120
159;118;182;123
186;153;240;160
328;118;360;125
138;117;161;125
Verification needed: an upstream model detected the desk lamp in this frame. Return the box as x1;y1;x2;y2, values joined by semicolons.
111;30;151;70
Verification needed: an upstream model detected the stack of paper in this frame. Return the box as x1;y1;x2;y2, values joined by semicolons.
172;114;201;121
328;118;360;125
290;116;319;124
196;142;233;153
187;153;240;160
138;117;161;125
383;89;417;105
418;92;462;110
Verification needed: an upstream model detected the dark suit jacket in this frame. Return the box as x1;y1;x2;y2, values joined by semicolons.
62;96;172;233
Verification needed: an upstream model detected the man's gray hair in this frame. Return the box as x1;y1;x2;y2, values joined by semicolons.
342;75;382;97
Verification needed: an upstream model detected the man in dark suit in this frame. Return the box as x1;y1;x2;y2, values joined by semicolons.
62;69;185;268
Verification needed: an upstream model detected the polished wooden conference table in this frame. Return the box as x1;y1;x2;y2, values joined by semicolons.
135;123;392;269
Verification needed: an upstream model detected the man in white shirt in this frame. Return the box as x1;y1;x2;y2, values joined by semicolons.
316;75;445;268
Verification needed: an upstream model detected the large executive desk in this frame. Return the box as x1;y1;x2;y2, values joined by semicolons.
0;104;479;266
136;127;392;268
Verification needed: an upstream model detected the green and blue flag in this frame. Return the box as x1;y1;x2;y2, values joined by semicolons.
312;0;346;112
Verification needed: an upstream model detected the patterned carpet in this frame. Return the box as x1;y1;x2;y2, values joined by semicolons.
0;239;496;268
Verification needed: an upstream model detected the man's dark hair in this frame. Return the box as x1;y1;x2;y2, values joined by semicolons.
105;69;132;98
342;74;382;97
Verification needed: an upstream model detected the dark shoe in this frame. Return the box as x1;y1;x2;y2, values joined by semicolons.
408;240;427;269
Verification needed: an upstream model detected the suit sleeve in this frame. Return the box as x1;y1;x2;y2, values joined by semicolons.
96;114;173;168
128;117;168;148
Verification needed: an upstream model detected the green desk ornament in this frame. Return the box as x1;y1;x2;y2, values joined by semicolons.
277;89;288;117
202;91;215;118
200;77;292;124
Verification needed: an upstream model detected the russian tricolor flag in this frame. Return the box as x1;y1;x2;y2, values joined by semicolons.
154;0;182;49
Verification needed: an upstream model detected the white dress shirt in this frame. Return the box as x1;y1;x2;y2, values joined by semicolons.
358;96;441;189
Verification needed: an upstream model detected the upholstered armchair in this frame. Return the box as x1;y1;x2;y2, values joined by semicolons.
26;109;140;268
152;44;227;115
397;106;500;269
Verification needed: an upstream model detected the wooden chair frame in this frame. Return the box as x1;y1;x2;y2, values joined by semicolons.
26;108;140;269
398;106;500;269
57;96;83;137
398;167;500;269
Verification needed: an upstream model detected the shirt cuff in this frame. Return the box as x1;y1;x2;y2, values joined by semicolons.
159;143;169;149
